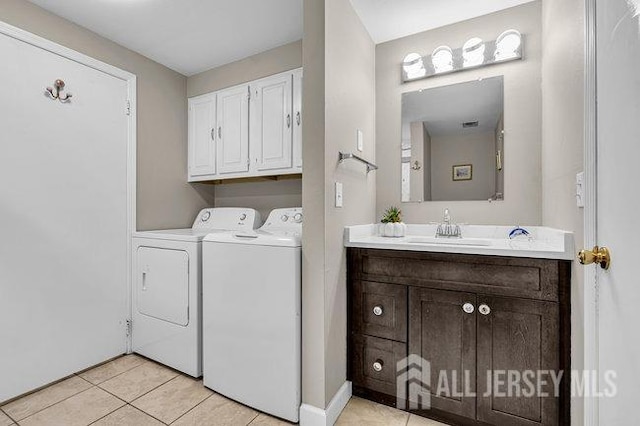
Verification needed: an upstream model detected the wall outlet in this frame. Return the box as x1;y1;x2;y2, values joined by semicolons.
357;129;364;152
335;182;343;208
576;171;585;208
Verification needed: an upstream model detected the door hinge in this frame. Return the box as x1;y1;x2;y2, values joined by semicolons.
126;319;132;337
247;86;251;101
125;100;131;116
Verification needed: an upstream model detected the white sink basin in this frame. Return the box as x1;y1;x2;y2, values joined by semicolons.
406;236;493;246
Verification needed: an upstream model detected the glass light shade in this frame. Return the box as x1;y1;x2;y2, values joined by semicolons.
462;37;485;68
432;46;453;73
495;29;522;61
403;52;426;79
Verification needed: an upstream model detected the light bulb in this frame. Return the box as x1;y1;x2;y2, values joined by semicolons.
495;29;522;61
403;53;426;80
432;46;453;73
463;37;485;68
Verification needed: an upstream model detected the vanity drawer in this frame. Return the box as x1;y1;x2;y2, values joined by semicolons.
353;280;407;342
352;334;406;398
354;249;564;302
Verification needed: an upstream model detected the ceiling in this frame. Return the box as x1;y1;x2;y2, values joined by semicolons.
402;76;504;137
350;0;535;44
27;0;303;76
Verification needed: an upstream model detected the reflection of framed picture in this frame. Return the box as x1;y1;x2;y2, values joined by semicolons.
452;164;473;181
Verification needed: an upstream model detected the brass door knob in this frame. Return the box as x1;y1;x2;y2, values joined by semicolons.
578;246;611;270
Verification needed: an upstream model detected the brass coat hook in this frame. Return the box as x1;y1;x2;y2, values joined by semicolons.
46;79;72;102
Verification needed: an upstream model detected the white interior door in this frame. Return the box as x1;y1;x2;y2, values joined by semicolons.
217;85;249;174
589;0;640;424
251;73;293;171
188;94;216;179
0;27;132;401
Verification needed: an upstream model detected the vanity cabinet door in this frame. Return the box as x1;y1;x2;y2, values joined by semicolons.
476;296;560;426
188;94;216;180
216;84;250;174
250;73;293;172
409;288;477;420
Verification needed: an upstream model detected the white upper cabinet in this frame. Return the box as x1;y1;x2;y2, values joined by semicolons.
217;84;250;174
188;94;216;180
250;73;293;171
188;68;302;181
293;69;303;169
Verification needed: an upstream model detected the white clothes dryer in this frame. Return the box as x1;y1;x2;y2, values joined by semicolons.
131;208;261;377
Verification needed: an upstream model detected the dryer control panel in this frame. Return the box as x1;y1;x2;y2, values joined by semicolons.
192;208;262;231
261;208;303;230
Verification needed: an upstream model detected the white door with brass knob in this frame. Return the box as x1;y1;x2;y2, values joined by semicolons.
584;1;640;424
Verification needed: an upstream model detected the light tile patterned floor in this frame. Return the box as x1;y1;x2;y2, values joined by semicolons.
0;355;446;426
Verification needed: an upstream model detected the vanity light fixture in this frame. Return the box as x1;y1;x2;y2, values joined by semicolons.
432;46;453;73
462;37;486;68
495;29;522;61
401;29;523;83
402;52;426;80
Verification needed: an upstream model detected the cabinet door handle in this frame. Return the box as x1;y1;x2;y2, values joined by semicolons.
218;127;222;139
478;304;491;315
372;360;384;372
462;302;475;314
287;114;291;128
296;111;301;126
211;128;215;141
372;305;384;316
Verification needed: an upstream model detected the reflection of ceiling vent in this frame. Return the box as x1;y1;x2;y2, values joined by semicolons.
462;121;479;128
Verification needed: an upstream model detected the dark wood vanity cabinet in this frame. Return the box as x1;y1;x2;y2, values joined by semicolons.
347;248;571;426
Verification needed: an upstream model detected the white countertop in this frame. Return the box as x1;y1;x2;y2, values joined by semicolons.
344;224;575;260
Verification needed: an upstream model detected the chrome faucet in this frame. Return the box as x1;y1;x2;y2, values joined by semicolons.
436;208;462;238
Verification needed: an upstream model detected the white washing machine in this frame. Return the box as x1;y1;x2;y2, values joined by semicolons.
131;208;261;377
202;207;302;422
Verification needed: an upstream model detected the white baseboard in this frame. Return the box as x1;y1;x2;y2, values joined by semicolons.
299;381;352;426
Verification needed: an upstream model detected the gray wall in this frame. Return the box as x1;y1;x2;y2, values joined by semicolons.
430;130;496;201
324;0;376;403
186;41;303;220
0;0;216;231
376;2;542;225
301;0;376;409
541;0;585;424
301;0;327;409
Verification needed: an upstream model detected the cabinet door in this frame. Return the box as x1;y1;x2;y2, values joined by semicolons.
476;296;559;426
293;69;303;169
250;73;293;171
217;85;249;174
409;288;477;419
188;94;216;179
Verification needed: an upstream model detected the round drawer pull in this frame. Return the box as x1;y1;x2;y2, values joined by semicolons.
372;305;384;316
479;304;491;316
462;302;475;314
372;360;384;372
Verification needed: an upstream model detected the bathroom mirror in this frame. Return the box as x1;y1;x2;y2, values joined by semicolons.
401;76;504;202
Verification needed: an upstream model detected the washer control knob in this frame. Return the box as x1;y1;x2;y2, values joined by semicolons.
201;211;211;222
239;213;247;221
281;214;289;222
293;213;303;223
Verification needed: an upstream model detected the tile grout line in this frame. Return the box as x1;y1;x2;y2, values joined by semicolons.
166;393;215;425
243;411;260;425
0;407;18;425
2;382;97;424
79;357;150;387
123;372;182;406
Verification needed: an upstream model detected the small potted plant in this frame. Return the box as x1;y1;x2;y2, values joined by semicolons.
381;206;407;237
